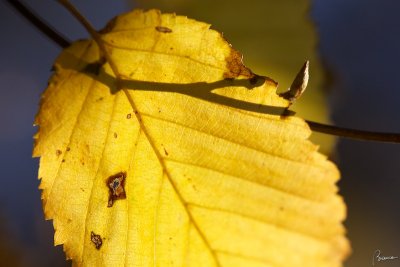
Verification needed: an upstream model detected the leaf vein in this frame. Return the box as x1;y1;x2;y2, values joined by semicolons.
164;157;319;203
215;249;278;267
81;92;118;261
124;128;142;266
187;203;330;242
140;112;322;170
103;40;226;73
45;43;94;204
122;89;221;267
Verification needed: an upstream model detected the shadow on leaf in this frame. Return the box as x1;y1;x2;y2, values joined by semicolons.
58;53;295;117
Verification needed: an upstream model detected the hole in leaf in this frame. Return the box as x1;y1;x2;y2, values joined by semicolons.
155;26;172;33
107;172;126;207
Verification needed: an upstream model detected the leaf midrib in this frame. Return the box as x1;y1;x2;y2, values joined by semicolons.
121;88;222;267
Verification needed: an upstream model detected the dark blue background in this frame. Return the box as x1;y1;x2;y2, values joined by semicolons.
0;1;399;266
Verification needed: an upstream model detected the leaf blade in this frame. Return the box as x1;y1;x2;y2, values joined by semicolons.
34;9;349;267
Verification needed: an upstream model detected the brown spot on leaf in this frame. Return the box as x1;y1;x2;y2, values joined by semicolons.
66;147;70;152
126;113;132;119
91;231;103;249
56;150;62;157
192;184;198;191
114;132;118;138
223;48;255;79
163;147;169;156
61;159;65;163
155;26;172;33
107;172;127;207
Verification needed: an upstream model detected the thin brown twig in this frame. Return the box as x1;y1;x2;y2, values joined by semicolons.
56;0;120;75
5;0;70;48
306;121;400;143
7;0;400;144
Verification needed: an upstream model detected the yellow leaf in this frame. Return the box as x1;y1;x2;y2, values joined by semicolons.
135;0;336;154
33;9;349;266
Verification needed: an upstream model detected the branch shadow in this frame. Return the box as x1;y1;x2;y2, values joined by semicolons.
58;54;295;117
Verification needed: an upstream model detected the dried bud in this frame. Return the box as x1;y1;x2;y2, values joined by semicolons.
280;60;309;104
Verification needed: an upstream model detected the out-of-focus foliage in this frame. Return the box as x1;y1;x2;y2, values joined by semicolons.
0;214;23;267
134;0;334;154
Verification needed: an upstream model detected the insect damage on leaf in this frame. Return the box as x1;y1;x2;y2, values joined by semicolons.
107;172;126;207
223;48;255;79
155;26;172;33
90;231;103;249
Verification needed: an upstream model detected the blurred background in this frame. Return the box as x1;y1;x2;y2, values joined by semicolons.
0;0;399;266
